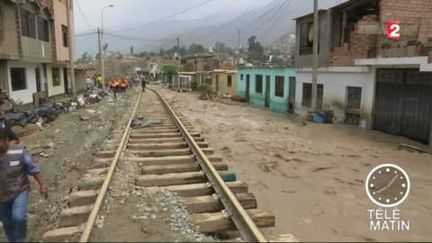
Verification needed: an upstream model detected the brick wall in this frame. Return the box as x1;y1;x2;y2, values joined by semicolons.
330;15;378;66
331;0;432;66
381;0;432;43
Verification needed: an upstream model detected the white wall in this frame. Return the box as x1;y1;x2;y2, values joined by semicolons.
46;65;66;97
7;61;38;104
295;68;376;128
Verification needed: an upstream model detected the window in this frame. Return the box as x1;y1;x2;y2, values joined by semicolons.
52;68;61;86
240;74;244;80
275;76;285;97
21;10;36;38
255;75;263;93
346;87;362;110
299;22;319;55
62;25;68;47
302;83;324;109
10;68;27;91
37;17;49;42
227;75;232;87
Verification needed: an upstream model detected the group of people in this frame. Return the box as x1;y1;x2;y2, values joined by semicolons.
0;122;48;242
108;78;130;93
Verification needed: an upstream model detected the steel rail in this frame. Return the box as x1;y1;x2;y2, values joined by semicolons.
79;92;142;242
150;88;267;242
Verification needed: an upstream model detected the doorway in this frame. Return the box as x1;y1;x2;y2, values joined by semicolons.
35;67;42;92
265;75;270;108
246;74;250;101
288;77;296;113
63;68;69;94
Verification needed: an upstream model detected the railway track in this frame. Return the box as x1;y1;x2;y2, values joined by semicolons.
42;88;296;242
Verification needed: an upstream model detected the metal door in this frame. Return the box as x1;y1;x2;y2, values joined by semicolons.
246;74;250;101
374;69;432;143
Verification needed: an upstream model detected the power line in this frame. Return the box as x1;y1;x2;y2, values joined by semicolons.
108;0;214;33
261;0;293;37
75;0;93;29
104;32;177;42
245;0;286;34
76;31;98;38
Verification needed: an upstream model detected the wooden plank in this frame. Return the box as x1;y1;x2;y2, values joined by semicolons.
268;234;299;242
69;190;98;207
141;162;228;175
156;181;248;198
135;171;234;187
127;142;188;150
132;129;179;134
127;142;208;150
136;171;206;187
128;137;184;144
43;226;83;242
59;206;92;227
78;177;105;191
183;193;257;213
94;150;115;159
126;148;191;157
130;132;181;139
125;155;195;165
193;209;274;233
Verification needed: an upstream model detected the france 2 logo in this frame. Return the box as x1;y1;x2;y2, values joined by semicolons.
386;21;401;40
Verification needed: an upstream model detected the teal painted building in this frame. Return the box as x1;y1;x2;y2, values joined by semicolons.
236;67;296;113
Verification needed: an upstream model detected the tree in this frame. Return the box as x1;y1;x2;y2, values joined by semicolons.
187;43;205;55
162;65;178;85
215;41;234;55
247;36;265;62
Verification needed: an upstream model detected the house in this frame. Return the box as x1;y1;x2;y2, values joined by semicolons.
0;0;74;104
48;0;75;97
74;67;96;94
237;67;296;113
172;72;195;91
294;0;432;144
211;69;237;97
181;53;219;73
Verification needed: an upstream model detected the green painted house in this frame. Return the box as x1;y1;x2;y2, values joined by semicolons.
236;67;296;113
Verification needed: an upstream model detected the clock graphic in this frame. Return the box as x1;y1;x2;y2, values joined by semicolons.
365;164;410;208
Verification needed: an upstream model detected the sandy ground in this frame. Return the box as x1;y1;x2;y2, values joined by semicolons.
158;87;432;242
0;91;133;242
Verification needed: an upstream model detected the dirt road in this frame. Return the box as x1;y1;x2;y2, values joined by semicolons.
158;87;432;242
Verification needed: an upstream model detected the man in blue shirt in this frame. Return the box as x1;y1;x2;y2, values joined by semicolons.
0;127;48;242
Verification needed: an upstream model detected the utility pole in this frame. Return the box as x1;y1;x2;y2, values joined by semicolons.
311;0;319;111
66;0;76;97
97;27;103;81
176;36;180;87
238;30;241;49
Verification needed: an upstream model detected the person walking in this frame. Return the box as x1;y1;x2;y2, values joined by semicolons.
141;79;146;92
0;127;48;242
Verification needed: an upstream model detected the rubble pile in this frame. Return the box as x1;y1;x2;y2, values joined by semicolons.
0;88;108;137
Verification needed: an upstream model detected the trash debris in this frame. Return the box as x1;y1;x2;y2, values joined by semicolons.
80;116;90;121
0;84;112;139
131;117;162;128
399;144;432;154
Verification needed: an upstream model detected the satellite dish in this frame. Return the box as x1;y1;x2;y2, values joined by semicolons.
308;24;314;43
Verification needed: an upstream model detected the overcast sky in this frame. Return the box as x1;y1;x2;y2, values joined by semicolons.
74;0;344;34
74;0;273;33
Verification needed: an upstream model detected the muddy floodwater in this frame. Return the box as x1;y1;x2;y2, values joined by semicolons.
159;87;432;242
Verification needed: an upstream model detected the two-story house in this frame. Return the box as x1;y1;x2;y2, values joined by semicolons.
0;0;74;104
295;0;432;145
